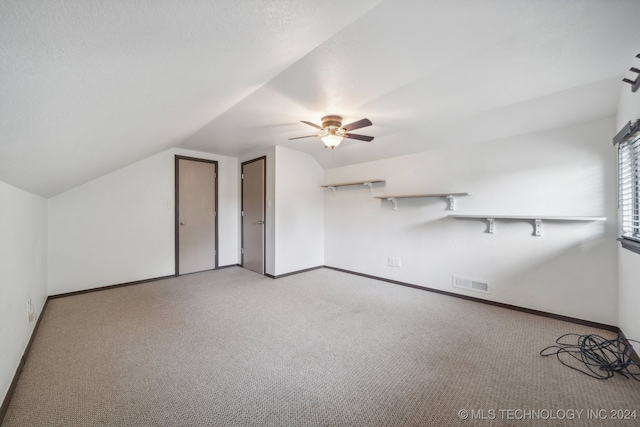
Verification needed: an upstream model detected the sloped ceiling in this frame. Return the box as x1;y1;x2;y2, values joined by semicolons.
2;0;640;197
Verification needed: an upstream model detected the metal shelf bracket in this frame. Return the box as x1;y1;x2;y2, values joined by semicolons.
328;186;337;194
446;195;456;210
487;218;495;234
363;182;374;196
534;219;542;236
387;197;397;211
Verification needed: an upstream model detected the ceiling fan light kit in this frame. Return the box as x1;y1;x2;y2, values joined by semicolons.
321;132;343;148
290;115;374;148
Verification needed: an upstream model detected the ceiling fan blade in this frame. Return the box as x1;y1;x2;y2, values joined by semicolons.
342;118;372;132
288;134;319;140
301;120;323;130
344;133;374;142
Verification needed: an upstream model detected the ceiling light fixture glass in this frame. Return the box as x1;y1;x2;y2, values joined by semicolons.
321;130;343;148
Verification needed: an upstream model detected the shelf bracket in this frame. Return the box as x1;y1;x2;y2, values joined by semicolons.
387;197;397;211
327;186;337;194
446;195;456;211
363;182;374;196
534;219;542;236
486;218;495;234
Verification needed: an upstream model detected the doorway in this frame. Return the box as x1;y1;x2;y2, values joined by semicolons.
175;156;218;275
241;157;266;274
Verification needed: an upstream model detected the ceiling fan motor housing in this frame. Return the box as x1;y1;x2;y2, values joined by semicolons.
321;115;343;130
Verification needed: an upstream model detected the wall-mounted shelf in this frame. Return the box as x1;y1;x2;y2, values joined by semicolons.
375;193;470;211
448;215;606;236
321;179;385;196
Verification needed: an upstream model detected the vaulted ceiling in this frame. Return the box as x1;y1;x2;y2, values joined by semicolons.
2;0;640;197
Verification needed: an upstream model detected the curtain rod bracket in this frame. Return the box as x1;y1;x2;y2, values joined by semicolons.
623;54;640;93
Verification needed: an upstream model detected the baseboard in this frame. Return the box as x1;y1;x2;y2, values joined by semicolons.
0;297;50;425
619;331;640;364
264;266;324;279
50;274;177;300
0;357;24;425
324;266;619;333
218;264;241;269
50;267;241;300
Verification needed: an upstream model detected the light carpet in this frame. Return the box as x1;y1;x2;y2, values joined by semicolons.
3;267;640;426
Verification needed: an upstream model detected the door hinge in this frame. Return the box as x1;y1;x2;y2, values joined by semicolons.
241;248;244;254
241;210;244;217
241;174;244;180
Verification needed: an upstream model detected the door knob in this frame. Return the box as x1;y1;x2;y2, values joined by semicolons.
257;220;265;225
180;221;186;225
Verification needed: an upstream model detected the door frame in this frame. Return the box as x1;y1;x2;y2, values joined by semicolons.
241;156;266;274
175;155;219;275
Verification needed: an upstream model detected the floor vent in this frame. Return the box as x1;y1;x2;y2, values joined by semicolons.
453;275;490;294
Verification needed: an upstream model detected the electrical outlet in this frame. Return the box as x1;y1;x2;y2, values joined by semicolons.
27;299;34;322
388;257;402;267
26;299;37;323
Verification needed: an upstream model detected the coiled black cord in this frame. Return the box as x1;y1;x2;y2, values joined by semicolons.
540;333;640;381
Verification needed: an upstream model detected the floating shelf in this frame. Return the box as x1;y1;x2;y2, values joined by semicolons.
321;179;385;196
375;193;470;211
448;215;606;236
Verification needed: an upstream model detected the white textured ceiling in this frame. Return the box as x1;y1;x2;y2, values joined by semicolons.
2;0;640;197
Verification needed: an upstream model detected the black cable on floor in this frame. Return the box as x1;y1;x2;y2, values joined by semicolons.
540;333;640;381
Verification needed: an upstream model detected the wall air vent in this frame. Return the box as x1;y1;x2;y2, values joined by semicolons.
452;275;490;294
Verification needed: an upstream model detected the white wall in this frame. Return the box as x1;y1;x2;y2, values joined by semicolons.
48;148;238;295
0;181;47;405
616;84;640;342
325;118;618;325
238;146;324;276
274;146;324;275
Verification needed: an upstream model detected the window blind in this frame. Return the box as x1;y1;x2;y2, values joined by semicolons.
616;120;640;243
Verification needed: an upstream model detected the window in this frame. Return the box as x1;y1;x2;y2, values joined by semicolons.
615;120;640;253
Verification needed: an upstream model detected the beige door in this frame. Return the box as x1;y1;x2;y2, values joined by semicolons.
241;157;265;274
176;156;217;275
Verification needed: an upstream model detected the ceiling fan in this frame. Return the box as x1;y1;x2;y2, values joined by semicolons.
289;115;374;148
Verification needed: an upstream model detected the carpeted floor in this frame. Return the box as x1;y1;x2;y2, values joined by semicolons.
3;267;640;426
